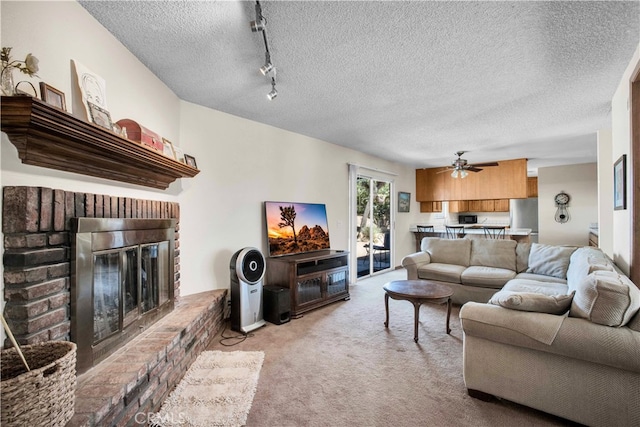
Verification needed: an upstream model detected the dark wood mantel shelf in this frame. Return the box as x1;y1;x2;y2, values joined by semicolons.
1;96;199;189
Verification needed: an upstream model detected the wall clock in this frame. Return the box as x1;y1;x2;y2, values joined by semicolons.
554;191;570;223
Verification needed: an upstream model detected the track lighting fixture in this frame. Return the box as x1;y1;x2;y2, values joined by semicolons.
250;1;279;100
260;52;273;75
267;77;278;100
250;19;265;32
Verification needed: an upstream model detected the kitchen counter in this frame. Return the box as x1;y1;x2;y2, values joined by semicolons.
411;225;531;236
410;225;532;251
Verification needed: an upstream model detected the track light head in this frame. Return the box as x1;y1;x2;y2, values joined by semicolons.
250;19;265;32
260;61;273;75
267;78;278;100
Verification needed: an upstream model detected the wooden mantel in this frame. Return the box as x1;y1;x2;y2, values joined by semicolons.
1;96;199;189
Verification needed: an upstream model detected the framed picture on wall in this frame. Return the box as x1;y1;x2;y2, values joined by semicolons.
398;191;410;213
614;154;627;210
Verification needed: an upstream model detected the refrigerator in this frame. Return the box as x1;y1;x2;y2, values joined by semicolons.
510;198;539;243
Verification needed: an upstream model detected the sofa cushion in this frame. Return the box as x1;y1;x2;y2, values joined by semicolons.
628;311;640;332
566;247;613;289
421;237;471;267
514;272;568;285
503;278;569;296
526;243;577;279
461;266;516;289
470;239;517;271
417;263;466;283
515;242;531;273
489;290;575;315
570;270;640;327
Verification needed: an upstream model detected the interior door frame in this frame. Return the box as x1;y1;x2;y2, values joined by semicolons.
630;64;639;288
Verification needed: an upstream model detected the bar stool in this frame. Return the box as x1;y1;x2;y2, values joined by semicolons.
416;225;434;232
445;225;465;239
483;226;506;239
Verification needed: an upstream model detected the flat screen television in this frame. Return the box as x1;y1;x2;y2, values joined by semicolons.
264;201;331;257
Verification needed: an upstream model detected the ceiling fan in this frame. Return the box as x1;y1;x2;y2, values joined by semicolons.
438;151;499;178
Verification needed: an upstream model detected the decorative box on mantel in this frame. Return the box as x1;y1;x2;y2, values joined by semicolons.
0;96;199;189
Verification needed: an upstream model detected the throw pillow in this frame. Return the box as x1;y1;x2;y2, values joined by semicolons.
489;290;575;315
526;243;577;279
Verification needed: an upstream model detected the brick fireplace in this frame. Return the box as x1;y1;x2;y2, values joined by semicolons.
2;186;227;425
2;186;181;347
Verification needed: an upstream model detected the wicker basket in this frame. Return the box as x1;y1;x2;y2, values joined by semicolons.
1;341;77;427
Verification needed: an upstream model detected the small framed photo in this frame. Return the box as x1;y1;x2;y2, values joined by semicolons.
613;154;626;210
87;102;112;130
398;191;410;212
172;145;185;163
162;138;176;159
184;154;198;169
39;82;66;111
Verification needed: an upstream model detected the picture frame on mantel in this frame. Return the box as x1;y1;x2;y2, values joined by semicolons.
184;154;197;169
613;154;627;210
398;191;410;212
87;102;112;131
39;82;66;111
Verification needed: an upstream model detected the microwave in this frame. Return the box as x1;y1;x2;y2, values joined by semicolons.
458;215;477;224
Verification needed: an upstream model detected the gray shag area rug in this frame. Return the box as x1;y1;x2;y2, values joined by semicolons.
153;350;265;427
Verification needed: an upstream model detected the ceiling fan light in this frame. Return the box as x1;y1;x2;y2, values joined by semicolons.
460;170;469;178
451;170;459;178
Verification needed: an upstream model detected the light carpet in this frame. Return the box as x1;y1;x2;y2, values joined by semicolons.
207;269;580;426
154;350;265;427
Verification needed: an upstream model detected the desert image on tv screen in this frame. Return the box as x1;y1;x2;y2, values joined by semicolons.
265;202;330;256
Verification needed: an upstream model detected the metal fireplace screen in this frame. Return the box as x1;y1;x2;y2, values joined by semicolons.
71;218;175;374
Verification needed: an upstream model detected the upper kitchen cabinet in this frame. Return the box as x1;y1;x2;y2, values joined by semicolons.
415;158;528;201
527;177;538;197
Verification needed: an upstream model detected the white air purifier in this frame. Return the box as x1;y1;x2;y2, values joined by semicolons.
229;247;266;333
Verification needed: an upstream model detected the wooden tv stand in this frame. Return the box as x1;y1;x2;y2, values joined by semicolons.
266;250;350;318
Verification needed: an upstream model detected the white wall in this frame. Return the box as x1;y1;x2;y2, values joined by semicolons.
538;163;598;246
609;42;640;275
1;1;421;299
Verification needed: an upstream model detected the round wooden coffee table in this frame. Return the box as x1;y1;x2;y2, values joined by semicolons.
383;279;453;343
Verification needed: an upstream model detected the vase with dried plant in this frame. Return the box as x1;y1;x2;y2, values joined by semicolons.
1;47;39;96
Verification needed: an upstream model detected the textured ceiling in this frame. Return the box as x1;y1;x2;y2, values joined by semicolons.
79;1;640;173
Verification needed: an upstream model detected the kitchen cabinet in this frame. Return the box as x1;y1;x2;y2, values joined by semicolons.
449;200;469;213
420;201;442;213
493;199;510;212
415;158;528;201
449;199;509;213
527;177;538;197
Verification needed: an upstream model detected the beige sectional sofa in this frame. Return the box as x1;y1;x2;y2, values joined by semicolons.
401;237;640;426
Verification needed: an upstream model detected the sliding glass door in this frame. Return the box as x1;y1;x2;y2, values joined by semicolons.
356;176;392;278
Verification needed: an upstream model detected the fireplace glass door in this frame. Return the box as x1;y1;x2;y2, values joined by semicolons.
72;218;176;374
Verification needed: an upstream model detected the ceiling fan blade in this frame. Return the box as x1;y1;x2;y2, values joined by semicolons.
436;168;453;174
466;167;483;172
470;162;499;167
